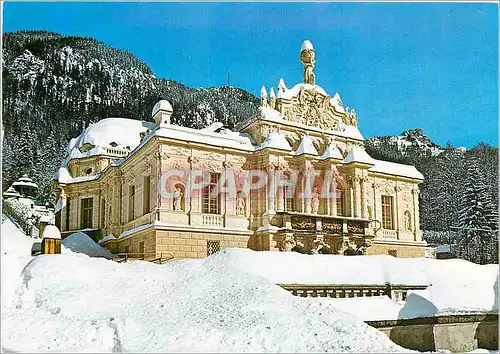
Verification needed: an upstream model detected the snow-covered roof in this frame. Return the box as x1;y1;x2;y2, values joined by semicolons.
154;124;255;152
98;234;117;244
278;83;328;100
369;159;424;180
260;86;267;98
301;40;314;51
330;93;346;113
3;186;21;198
256;107;364;141
152;100;173;116
257;130;292;151
294;134;318;156
65;118;156;162
320;141;343;160
343;146;375;166
12;176;38;189
56;167;72;184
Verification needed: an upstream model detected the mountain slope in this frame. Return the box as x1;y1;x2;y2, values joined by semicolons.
2;31;259;201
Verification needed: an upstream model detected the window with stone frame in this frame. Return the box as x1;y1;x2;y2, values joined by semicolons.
143;176;151;215
336;188;344;216
283;174;295;212
207;240;220;256
202;173;220;214
381;195;394;229
129;185;135;221
80;197;93;229
138;241;145;258
65;197;71;231
101;199;105;228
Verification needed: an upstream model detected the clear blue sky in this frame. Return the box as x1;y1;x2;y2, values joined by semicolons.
4;2;498;148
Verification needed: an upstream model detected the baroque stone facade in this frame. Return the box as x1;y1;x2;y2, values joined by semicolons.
53;41;427;260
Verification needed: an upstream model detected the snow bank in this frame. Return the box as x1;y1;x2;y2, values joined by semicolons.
214;249;498;320
318;296;404;321
216;248;430;286
62;232;113;259
1;217;36;307
1;243;408;352
405;259;498;316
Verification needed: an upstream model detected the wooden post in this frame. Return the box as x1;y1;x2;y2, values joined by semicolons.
42;238;61;254
41;225;62;255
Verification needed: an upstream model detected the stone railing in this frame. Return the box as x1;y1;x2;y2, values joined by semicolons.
202;214;224;227
279;283;428;301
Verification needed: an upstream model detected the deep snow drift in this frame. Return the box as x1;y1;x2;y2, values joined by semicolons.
1;219;408;353
62;231;113;259
220;248;498;319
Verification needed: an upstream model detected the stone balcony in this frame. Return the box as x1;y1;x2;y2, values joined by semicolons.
268;211;373;254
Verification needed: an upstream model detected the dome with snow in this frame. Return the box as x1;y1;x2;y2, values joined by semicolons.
152;100;173;117
3;186;20;199
65;118;156;161
11;174;38;197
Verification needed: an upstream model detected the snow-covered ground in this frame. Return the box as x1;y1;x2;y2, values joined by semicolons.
2;217;497;352
1;217;409;352
217;249;498;320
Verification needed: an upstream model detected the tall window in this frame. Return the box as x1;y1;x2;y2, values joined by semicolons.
202;173;220;214
283;175;295;212
129;185;135;221
143;176;150;215
336;189;344;216
80;198;93;229
65;197;71;231
381;195;394;229
101;199;105;227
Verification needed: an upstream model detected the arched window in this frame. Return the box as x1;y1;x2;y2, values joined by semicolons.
404;210;412;231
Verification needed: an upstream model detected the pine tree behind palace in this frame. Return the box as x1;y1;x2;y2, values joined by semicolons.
2;31;498;262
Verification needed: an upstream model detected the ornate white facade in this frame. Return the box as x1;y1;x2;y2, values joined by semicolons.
53;41;426;260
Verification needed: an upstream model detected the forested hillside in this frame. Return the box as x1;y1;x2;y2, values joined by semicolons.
366;130;498;263
2;31;259;201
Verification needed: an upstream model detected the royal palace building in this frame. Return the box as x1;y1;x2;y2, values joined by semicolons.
53;41;426;260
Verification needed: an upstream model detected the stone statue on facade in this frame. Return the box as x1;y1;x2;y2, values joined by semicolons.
404;211;411;231
300;41;316;85
236;192;245;216
312;186;320;214
349;109;357;126
173;186;183;211
282;234;296;252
